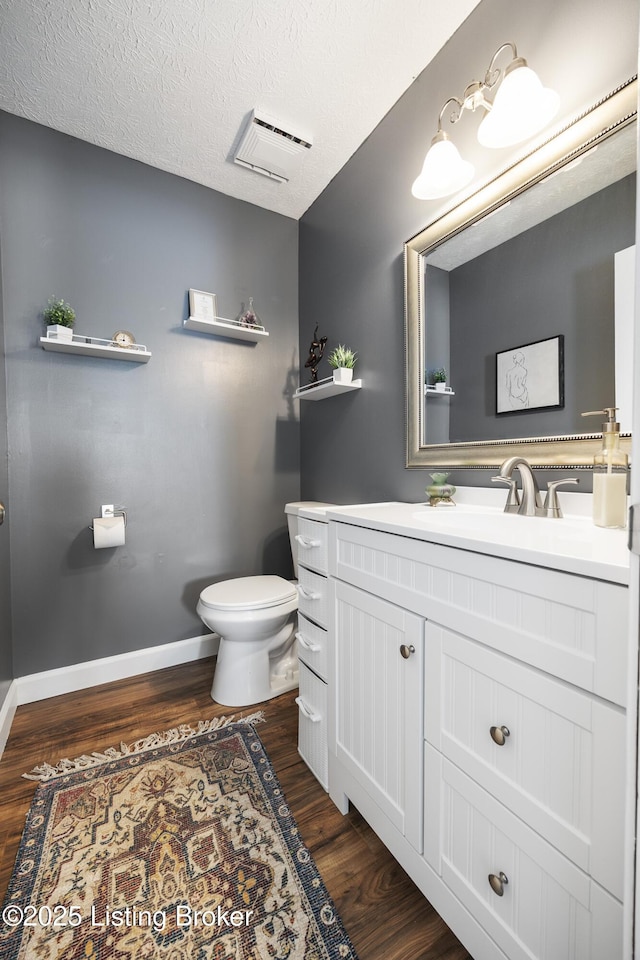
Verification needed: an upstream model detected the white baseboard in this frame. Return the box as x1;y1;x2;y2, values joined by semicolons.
14;633;219;706
0;681;18;759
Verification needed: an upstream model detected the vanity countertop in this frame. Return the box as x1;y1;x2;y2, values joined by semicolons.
325;500;630;585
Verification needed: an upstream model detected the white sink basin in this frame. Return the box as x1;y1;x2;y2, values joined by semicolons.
412;502;614;555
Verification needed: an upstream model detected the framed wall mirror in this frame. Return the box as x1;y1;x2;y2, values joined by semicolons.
404;77;637;468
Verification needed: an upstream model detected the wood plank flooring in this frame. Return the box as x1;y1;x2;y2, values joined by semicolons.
0;658;471;959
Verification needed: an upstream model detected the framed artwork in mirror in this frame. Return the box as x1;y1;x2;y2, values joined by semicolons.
496;335;564;415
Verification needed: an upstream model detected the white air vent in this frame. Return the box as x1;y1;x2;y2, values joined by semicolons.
233;111;312;183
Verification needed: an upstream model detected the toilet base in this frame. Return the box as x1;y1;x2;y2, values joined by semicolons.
209;619;299;707
210;657;299;707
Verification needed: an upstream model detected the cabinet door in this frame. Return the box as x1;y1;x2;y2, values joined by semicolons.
334;579;424;852
424;623;625;899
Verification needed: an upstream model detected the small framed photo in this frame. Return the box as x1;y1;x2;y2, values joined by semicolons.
496;335;564;415
188;289;217;322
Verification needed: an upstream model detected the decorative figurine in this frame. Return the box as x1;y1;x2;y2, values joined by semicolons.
304;324;328;382
425;472;457;507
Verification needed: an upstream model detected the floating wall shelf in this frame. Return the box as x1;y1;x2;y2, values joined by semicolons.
425;385;455;396
40;333;151;362
294;376;362;401
183;316;269;343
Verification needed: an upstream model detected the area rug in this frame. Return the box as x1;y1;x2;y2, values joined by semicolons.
0;717;358;960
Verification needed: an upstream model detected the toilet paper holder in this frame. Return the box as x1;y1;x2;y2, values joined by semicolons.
89;504;127;531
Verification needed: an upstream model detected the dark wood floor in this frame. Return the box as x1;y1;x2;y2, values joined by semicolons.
0;658;471;959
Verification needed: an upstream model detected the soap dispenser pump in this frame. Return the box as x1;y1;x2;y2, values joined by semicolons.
581;407;628;529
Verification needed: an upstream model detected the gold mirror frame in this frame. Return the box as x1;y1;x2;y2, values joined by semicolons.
404;77;637;468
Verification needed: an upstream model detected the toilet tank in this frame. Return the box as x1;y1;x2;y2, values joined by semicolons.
284;501;334;578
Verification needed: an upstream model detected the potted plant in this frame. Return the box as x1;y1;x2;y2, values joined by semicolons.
43;297;76;342
328;344;357;384
431;367;448;392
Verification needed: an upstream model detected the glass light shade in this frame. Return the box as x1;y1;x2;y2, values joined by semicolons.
477;64;559;148
411;136;474;200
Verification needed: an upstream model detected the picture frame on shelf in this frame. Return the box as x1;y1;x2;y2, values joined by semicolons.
496;335;564;415
188;289;217;322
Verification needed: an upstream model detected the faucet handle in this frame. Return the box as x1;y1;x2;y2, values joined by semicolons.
543;478;579;518
491;475;520;513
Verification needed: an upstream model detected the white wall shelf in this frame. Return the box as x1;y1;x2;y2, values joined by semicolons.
294;376;362;401
425;385;455;396
183;316;269;343
40;333;151;362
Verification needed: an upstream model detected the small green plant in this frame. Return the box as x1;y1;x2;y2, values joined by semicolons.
328;344;357;369
430;367;447;384
43;297;76;328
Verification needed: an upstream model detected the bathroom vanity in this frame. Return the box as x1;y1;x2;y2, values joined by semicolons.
318;498;629;960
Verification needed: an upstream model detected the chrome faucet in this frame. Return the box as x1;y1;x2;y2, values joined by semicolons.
494;456;543;517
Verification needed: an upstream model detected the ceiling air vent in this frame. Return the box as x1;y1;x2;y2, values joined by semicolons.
233;111;312;183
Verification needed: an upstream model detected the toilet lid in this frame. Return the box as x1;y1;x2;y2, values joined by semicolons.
199;576;297;612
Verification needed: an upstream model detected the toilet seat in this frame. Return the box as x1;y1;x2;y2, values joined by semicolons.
199;575;297;612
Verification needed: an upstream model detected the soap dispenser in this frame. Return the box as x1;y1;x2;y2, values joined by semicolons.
581;407;628;528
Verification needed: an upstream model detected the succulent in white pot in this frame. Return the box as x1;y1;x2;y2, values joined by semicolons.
43;297;76;342
431;367;448;391
328;344;357;384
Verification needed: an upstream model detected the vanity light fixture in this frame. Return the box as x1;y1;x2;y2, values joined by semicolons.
412;42;559;200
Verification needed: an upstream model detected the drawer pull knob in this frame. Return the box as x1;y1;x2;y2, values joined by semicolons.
400;644;416;659
295;534;321;549
490;725;510;746
297;585;321;600
488;872;509;896
295;697;321;722
295;632;321;653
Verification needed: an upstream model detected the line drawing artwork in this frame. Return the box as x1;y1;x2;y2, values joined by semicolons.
504;351;529;409
496;336;564;414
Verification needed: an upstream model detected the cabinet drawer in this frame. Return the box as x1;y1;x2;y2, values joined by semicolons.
296;613;328;682
424;624;625;899
296;517;329;574
424;745;622;960
296;661;328;790
297;566;329;628
331;520;627;705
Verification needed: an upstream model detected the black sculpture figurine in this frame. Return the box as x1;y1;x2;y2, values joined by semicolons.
304;325;328;383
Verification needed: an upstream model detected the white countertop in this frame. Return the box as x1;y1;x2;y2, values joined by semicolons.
324;496;630;585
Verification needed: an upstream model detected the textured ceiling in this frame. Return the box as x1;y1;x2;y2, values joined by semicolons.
0;0;481;220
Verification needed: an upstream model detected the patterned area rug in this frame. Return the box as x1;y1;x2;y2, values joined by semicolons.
0;718;357;959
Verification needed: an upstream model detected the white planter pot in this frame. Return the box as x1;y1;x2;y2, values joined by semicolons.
333;367;354;385
434;381;447;392
47;325;74;342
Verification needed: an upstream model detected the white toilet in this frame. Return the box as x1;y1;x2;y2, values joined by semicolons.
197;502;328;707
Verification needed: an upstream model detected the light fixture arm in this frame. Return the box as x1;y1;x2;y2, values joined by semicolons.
433;41;526;136
484;41;519;90
436;96;466;133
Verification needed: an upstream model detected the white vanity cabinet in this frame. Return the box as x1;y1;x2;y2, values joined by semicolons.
295;513;331;789
327;512;628;960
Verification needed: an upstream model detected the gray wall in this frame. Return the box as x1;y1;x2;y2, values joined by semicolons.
0;112;300;677
299;0;639;502
449;175;635;441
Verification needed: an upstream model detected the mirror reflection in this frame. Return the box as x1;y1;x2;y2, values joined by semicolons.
404;77;637;468
423;123;635;447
